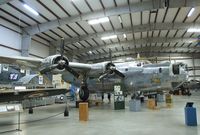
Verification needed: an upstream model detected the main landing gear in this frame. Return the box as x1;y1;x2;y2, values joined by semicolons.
79;84;89;101
78;74;90;101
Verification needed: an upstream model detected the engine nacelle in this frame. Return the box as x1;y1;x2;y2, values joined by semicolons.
40;55;69;73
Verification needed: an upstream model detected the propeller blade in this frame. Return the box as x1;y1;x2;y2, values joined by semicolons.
60;39;64;59
40;64;58;74
113;69;125;78
109;48;112;63
98;69;111;81
98;73;109;81
65;66;79;78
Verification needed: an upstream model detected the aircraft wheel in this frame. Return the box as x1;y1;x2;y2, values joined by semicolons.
79;85;89;101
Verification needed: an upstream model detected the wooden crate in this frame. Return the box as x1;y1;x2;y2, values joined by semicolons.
147;99;156;109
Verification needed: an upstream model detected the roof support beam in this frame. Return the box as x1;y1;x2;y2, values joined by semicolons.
23;0;200;35
70;37;198;54
83;46;200;61
0;0;13;5
49;22;200;46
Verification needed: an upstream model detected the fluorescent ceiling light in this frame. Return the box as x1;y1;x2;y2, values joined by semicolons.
187;40;195;43
23;4;39;16
118;16;122;23
123;34;127;38
187;28;200;33
101;35;117;40
88;51;92;54
88;17;109;25
187;8;195;17
76;42;81;45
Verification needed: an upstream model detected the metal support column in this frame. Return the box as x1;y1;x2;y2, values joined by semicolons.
21;33;31;57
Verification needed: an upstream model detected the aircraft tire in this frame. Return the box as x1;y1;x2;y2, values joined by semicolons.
79;85;89;101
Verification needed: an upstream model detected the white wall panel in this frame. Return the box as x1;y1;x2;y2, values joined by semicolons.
0;26;21;49
0;46;20;56
0;25;49;58
30;40;49;58
194;59;200;66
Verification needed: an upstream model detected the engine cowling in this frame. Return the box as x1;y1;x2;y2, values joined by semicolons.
40;55;69;73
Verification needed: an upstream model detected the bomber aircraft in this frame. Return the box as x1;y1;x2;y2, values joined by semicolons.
0;40;188;101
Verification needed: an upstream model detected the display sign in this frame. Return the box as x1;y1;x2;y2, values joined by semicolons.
114;95;124;101
20;69;25;73
39;75;43;84
0;104;23;114
114;85;122;95
114;85;121;91
2;64;9;71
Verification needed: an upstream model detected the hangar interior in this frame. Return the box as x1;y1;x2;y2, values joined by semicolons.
0;0;200;135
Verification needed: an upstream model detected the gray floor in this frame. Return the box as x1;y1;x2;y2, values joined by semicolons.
0;95;200;135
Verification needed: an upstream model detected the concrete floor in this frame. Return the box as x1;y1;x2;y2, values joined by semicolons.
0;95;200;135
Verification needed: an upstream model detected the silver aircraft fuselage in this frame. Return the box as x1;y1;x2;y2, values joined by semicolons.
62;61;188;93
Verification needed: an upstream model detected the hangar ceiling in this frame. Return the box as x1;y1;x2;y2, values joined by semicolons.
0;0;200;62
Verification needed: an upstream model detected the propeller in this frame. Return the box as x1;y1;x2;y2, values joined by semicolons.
40;38;79;78
98;49;125;81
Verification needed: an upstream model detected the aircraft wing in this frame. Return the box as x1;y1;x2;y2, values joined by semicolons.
0;55;42;68
0;88;69;102
69;62;92;70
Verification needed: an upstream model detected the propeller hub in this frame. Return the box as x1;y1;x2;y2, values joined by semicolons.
109;66;116;70
58;60;66;66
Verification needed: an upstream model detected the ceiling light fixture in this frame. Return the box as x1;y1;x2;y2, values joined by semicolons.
88;17;109;25
187;28;200;33
123;34;127;38
23;4;39;16
88;51;92;54
101;35;117;40
76;42;81;45
118;16;122;23
187;8;195;17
